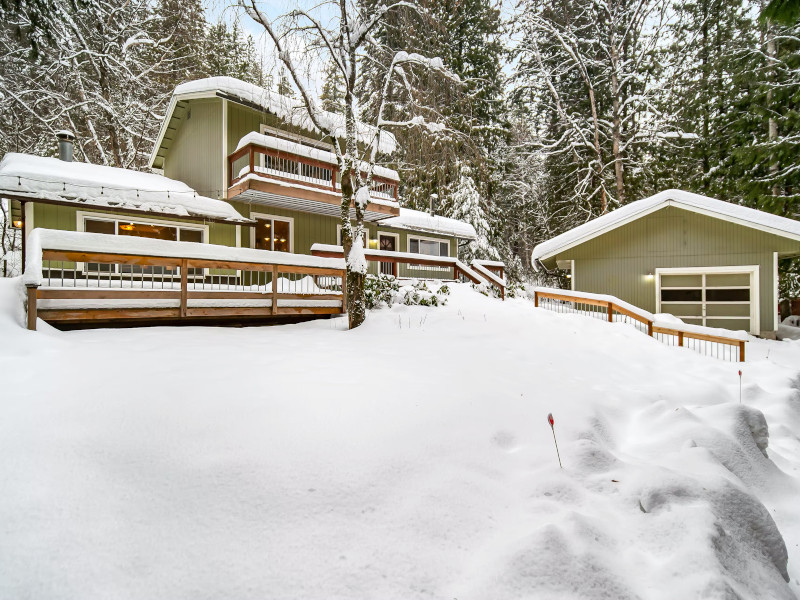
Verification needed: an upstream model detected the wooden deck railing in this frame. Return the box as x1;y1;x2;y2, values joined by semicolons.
533;288;747;362
228;141;399;201
26;246;346;328
310;244;506;299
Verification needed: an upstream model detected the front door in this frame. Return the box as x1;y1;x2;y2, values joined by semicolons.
379;234;397;276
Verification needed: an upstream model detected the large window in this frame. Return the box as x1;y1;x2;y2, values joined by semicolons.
83;216;204;243
80;214;206;275
254;215;292;252
409;236;449;257
408;235;450;272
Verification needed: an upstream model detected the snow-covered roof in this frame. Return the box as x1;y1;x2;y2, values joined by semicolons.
380;208;477;240
236;132;399;181
0;153;250;223
532;189;800;264
162;76;397;157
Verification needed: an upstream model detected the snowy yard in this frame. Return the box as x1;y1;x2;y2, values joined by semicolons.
0;277;799;599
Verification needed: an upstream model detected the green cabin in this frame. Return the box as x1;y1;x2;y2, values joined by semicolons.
4;76;477;281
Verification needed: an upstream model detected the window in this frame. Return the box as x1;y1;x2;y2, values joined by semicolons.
254;216;292;252
80;214;206;276
337;224;368;247
408;235;450;272
83;217;204;243
409;236;449;257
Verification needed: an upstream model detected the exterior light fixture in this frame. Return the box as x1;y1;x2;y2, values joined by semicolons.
12;219;23;229
646;271;654;280
368;239;378;249
119;223;134;231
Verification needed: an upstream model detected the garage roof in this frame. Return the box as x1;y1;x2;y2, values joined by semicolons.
532;189;800;265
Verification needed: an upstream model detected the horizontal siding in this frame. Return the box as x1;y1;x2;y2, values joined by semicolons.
558;206;800;332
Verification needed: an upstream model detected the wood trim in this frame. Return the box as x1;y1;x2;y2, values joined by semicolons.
271;264;278;315
26;286;37;330
43;250;183;267
180;259;188;317
39;308;182;321
231;177;399;216
37;289;182;300
651;325;742;346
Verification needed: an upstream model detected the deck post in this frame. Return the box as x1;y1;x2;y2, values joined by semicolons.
534;291;538;307
271;265;279;315
678;332;684;346
248;146;255;177
26;284;38;331
738;340;745;362
647;320;653;336
180;259;188;318
607;302;614;322
341;269;348;314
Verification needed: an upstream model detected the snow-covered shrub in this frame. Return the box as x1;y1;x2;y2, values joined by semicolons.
365;275;451;309
398;280;450;306
364;274;401;309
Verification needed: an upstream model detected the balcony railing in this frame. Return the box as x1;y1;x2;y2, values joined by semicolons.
24;229;347;328
228;142;399;201
310;244;506;299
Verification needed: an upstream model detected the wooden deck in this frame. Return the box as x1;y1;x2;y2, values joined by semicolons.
25;230;347;329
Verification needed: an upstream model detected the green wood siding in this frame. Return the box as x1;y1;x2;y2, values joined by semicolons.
550;206;800;333
163;99;223;198
29;202;239;246
231;201;458;279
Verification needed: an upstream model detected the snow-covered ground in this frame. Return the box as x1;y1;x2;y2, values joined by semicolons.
0;276;799;599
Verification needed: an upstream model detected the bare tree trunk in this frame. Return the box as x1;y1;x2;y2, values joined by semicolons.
610;37;625;206
766;26;779;198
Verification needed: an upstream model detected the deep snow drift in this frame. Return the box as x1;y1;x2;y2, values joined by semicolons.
0;277;799;599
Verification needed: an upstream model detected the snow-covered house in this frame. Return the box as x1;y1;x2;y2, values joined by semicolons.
531;190;800;337
4;77;477;280
0;78;493;328
148;76;477;278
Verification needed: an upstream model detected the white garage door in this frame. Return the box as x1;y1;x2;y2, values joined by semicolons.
656;267;759;334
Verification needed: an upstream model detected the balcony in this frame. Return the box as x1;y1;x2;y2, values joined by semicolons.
227;133;400;221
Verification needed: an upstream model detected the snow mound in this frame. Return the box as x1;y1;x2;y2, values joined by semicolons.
0;282;799;599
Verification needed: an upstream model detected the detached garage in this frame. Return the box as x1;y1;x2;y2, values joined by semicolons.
531;190;800;337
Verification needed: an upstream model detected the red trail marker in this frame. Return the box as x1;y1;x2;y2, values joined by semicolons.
738;370;743;404
547;413;562;469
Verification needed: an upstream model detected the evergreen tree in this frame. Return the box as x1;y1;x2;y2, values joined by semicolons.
319;60;345;113
445;163;499;261
203;19;268;86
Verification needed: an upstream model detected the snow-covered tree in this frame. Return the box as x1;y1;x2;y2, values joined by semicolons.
239;0;456;328
445;163;499;262
513;0;670;214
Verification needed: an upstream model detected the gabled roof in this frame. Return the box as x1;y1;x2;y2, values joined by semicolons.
0;153;251;224
381;207;477;240
531;189;800;265
149;76;397;169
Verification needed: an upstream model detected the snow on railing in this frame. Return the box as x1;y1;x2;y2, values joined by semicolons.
228;140;399;202
533;287;747;362
23;229;347;330
310;244;506;299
